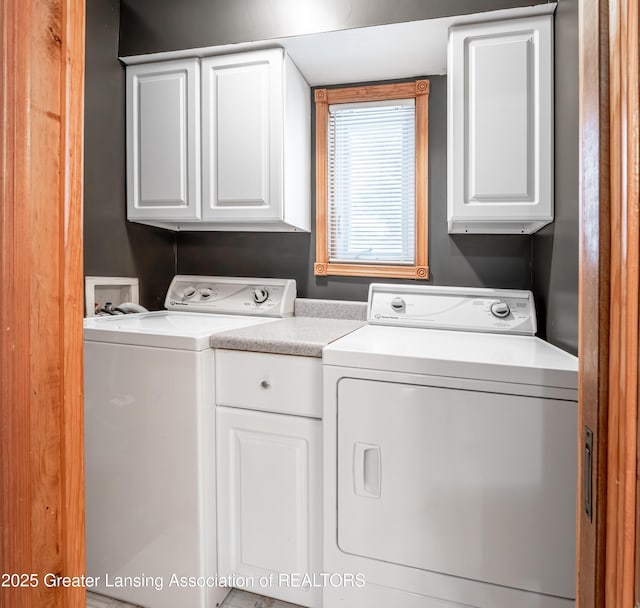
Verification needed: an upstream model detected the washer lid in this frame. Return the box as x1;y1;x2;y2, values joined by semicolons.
83;311;277;350
323;324;578;389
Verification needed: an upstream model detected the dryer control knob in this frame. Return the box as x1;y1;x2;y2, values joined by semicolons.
490;301;511;318
183;286;197;299
252;287;269;304
390;297;406;312
200;288;213;299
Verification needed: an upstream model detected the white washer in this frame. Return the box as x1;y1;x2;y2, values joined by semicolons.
84;276;296;608
322;284;578;608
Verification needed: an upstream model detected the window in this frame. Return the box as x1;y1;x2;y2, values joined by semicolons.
314;80;429;279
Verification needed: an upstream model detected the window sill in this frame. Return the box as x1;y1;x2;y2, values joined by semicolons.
314;262;429;279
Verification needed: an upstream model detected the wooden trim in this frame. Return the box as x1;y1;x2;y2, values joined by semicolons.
627;3;640;604
605;1;640;606
415;85;429;272
314;80;430;280
316;263;429;279
315;89;329;274
577;0;610;605
0;0;86;606
580;0;640;606
60;0;87;600
322;80;430;104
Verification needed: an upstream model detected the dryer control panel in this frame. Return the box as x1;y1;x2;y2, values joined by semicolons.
165;276;296;317
368;284;536;335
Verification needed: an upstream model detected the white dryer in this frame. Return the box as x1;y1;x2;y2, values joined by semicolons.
322;284;578;608
83;276;295;608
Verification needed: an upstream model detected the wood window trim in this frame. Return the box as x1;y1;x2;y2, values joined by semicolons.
314;80;430;280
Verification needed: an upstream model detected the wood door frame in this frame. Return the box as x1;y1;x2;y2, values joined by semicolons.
578;0;640;606
0;1;86;607
604;1;639;605
578;1;610;605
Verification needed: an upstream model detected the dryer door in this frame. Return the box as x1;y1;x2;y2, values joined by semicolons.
336;378;577;599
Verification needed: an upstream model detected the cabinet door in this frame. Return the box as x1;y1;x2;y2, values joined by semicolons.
217;406;321;608
447;15;553;233
336;378;577;600
126;59;200;221
201;50;284;222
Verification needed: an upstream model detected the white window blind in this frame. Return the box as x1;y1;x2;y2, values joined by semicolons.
327;98;416;265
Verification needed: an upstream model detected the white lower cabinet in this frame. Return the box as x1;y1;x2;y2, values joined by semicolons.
216;405;322;608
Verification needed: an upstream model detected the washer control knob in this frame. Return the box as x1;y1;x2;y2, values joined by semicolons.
252;287;269;304
183;286;197;299
391;297;406;312
199;288;213;299
490;301;511;318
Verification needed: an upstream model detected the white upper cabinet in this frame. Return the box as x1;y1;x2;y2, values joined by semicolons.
126;59;200;221
202;50;283;222
447;15;553;234
125;49;310;232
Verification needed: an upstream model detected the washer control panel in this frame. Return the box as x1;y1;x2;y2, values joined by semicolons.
165;276;296;317
368;284;536;335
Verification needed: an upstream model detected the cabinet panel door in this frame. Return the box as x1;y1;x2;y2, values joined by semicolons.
468;34;533;202
126;59;200;220
202;50;283;222
217;406;321;608
447;15;553;232
336;378;577;599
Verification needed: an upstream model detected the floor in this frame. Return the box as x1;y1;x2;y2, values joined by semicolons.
87;588;303;608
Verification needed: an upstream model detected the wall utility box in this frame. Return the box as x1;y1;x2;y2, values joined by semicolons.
84;276;140;317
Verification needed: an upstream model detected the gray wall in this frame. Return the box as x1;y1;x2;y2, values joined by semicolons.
119;0;549;56
84;0;176;310
117;0;539;301
84;0;579;352
532;0;579;354
177;76;533;301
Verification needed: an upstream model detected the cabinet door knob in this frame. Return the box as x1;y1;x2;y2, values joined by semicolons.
260;380;270;389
